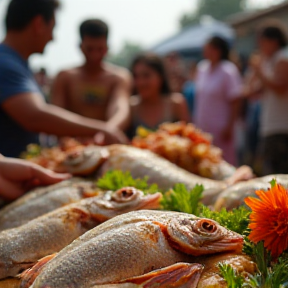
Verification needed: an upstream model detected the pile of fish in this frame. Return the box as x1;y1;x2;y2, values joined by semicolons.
1;144;288;287
0;210;256;288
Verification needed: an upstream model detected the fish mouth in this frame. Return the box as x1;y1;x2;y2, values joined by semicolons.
137;193;162;210
203;235;244;254
179;236;244;256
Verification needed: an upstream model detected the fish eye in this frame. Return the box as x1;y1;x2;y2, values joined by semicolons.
111;187;138;202
202;221;215;232
120;188;134;198
195;219;217;234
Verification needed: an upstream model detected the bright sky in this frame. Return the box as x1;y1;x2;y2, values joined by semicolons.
0;0;283;75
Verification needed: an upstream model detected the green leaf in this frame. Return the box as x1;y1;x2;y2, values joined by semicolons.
270;179;277;188
267;256;288;288
200;206;250;235
161;183;204;215
21;144;42;159
243;241;288;287
96;170;159;194
219;263;245;288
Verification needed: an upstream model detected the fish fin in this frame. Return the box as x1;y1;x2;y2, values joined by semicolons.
70;207;91;223
19;254;56;288
120;263;204;288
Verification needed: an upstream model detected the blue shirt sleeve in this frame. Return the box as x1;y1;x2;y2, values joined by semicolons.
0;59;40;104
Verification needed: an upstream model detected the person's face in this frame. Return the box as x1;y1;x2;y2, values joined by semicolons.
80;36;108;64
258;37;280;57
32;15;55;54
203;43;221;62
133;62;162;99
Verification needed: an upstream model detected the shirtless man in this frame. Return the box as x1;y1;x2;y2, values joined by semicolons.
51;19;131;130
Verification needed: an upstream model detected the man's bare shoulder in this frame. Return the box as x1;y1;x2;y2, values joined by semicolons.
55;67;83;79
103;62;132;82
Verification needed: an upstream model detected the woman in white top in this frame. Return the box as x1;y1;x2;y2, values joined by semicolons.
194;36;242;165
248;21;288;175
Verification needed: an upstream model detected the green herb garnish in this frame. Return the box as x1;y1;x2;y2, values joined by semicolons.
200;206;250;235
219;263;244;288
161;183;204;215
96;170;159;194
244;241;288;288
21;144;42;159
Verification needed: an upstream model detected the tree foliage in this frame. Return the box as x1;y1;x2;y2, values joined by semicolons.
180;0;247;29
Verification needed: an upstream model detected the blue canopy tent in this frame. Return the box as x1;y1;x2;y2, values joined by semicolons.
150;20;234;60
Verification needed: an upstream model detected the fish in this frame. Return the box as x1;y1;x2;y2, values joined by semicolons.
214;174;288;210
1;254;256;288
31;210;243;288
0;263;203;288
0;178;100;231
64;145;229;205
0;189;161;280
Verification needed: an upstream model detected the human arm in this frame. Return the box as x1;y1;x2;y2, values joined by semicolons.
242;69;264;98
172;93;191;123
251;56;288;96
50;71;69;107
106;71;132;131
2;93;128;144
0;155;70;200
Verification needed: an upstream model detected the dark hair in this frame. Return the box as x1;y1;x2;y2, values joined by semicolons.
131;53;171;95
207;36;230;60
5;0;59;31
258;20;288;48
80;19;109;40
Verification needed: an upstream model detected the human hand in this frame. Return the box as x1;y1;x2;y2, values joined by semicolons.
249;54;262;74
94;126;129;146
0;156;71;200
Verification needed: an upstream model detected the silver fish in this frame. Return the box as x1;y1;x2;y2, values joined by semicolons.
0;189;161;279
64;145;228;205
214;174;288;210
32;210;243;288
0;178;99;231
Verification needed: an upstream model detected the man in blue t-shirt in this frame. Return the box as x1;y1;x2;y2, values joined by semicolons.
0;0;128;157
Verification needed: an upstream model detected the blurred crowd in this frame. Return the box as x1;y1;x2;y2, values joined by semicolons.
1;0;288;177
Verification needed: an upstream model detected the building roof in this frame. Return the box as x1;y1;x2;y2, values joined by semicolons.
228;0;288;27
150;20;234;56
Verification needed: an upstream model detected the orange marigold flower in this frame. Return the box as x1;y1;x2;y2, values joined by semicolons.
245;182;288;259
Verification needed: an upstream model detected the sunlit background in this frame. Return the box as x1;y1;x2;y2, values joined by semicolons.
0;0;284;75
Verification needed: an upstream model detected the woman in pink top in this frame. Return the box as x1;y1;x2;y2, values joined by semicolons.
194;36;242;165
